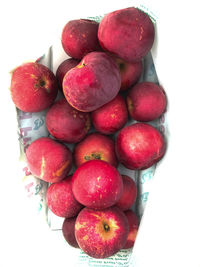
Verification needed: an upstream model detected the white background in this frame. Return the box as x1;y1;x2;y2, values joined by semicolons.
1;0;200;266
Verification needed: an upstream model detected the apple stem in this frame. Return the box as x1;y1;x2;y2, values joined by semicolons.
119;63;125;70
39;80;46;87
103;223;110;232
91;153;101;160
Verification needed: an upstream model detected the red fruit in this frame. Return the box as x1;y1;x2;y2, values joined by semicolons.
74;133;118;167
116;123;166;170
61;19;101;59
62;217;79;248
91;94;128;135
127;82;167;121
116;175;137;211
72;160;123;209
10;62;58;112
75;206;129;258
124;210;139;249
46;98;91;143
56;58;79;89
63;52;121;112
26;137;72;183
114;57;143;90
46;175;83;218
98;7;155;62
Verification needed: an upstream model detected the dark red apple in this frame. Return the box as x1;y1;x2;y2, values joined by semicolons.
10;62;58;112
75;206;129;258
114;57;143;90
46;98;91;143
124;210;139;249
26;137;72;183
116;123;166;170
61;19;101;59
74;133;118;167
62;216;79;248
116;175;137;211
98;7;155;62
46;175;83;218
56;58;79;89
127;82;167;121
63;52;121;112
72;160;123;209
91;94;128;135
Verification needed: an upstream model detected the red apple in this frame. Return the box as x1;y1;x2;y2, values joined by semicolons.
46;175;83;218
91;94;128;135
74;133;118;167
114;57;143;90
123;210;139;249
56;58;79;89
62;216;79;248
75;206;129;258
72;160;123;209
127;82;167;121
61;19;101;59
116;123;166;170
116;175;137;211
98;7;155;62
10;62;58;112
63;52;121;112
46;98;91;143
26;137;72;183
